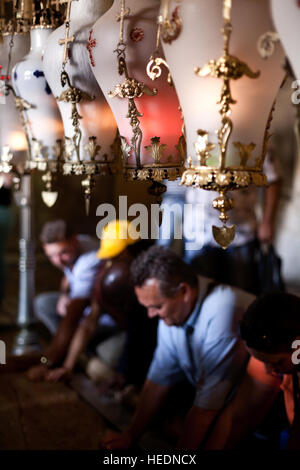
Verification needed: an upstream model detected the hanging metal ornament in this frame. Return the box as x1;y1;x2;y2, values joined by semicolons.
146;10;173;86
0;2;30;181
91;0;185;203
159;0;182;45
161;0;285;249
12;1;64;207
43;0;118;215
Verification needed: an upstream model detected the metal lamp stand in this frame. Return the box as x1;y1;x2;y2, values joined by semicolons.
12;173;40;355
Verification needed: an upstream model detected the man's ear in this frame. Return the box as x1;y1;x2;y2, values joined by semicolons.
178;282;191;299
71;234;79;246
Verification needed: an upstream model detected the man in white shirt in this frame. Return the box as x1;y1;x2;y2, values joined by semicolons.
27;219;103;381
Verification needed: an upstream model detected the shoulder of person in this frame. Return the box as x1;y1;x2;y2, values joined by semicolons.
202;281;255;317
77;234;99;253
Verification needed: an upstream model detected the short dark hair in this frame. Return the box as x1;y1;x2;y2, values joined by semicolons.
240;293;300;353
40;219;75;245
130;246;198;298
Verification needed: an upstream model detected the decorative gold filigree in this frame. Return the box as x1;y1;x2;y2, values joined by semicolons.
212;191;234;223
175;135;187;163
0;146;13;173
180;1;265;248
4;84;32;164
180;167;266;190
57;70;93;162
145;137;167;164
63;161;116;177
260;79;286;167
120;136;131;164
159;3;182;44
109;53;157;168
41;171;58;208
64;136;75;161
146;57;172;85
84;136;101;161
194;130;215;166
1;146;13;164
233;141;256;166
110;0;159;169
146;18;172;85
147;181;167;204
109;76;156;100
212;224;236;250
213;191;236;249
124;165;182;183
53;139;64;161
194;18;260;172
81;175;95;215
31;138;44;160
257;31;280;60
196;55;260;81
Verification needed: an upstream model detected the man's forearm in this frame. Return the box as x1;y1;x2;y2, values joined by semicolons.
127;380;171;442
177;406;218;450
60;276;70;294
287;412;300;449
63;310;100;371
44;298;89;365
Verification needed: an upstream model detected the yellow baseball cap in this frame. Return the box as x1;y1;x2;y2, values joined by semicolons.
97;219;140;259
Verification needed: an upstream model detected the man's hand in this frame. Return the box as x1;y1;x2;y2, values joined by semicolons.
45;367;71;383
56;294;70;317
26;365;48;382
100;431;133;450
257;220;274;244
98;371;126;394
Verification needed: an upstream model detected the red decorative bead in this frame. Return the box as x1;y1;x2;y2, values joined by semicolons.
130;27;144;42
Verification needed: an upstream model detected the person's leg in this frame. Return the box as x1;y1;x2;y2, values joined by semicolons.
96;331;127;369
189;245;221;281
34;292;61;334
225;240;258;294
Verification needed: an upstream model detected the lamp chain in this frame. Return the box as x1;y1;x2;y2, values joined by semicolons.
5;1;16;82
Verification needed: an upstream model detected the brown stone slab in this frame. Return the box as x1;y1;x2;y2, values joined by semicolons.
69;373;173;451
0;372;113;450
0;374;27;449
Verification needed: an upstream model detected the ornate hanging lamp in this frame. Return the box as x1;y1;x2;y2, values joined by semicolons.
0;1;30;178
91;0;185;202
43;0;118;214
161;0;285;248
11;0;64;207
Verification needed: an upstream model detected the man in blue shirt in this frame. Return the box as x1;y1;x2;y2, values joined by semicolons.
102;246;254;450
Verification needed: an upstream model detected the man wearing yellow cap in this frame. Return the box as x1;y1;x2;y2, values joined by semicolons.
97;219;139;260
43;220;156;388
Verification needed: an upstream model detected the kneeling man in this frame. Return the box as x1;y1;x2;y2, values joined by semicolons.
102;246;255;450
